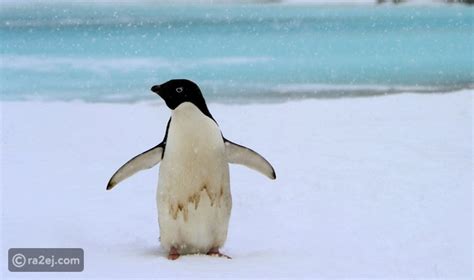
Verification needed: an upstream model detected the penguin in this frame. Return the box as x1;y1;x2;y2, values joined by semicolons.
106;79;276;260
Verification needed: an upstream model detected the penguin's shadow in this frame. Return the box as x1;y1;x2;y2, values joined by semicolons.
140;245;272;261
140;246;237;260
141;246;209;259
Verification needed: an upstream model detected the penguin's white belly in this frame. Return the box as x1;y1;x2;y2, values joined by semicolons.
157;103;231;254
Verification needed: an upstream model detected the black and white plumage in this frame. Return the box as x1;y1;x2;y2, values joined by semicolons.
107;79;275;259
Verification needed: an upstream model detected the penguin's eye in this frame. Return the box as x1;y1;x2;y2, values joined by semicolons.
176;87;183;93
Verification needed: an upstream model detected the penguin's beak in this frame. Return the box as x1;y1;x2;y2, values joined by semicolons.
151;84;171;107
151;84;161;94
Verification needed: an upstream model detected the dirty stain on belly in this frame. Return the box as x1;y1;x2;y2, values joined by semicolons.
168;184;225;221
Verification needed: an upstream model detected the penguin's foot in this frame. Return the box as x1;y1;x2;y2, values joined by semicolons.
207;247;231;259
167;247;180;260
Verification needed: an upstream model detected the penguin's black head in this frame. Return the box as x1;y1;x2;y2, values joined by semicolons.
151;79;204;109
151;79;214;119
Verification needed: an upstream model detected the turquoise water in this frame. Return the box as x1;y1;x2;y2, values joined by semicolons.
0;3;473;102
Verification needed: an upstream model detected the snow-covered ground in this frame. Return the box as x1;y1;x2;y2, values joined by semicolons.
1;91;472;278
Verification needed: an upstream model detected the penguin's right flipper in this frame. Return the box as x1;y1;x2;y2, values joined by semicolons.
106;144;164;190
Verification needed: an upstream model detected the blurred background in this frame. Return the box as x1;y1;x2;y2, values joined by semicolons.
0;0;473;103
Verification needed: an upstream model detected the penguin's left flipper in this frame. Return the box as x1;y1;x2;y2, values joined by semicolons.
106;144;164;190
224;139;276;180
